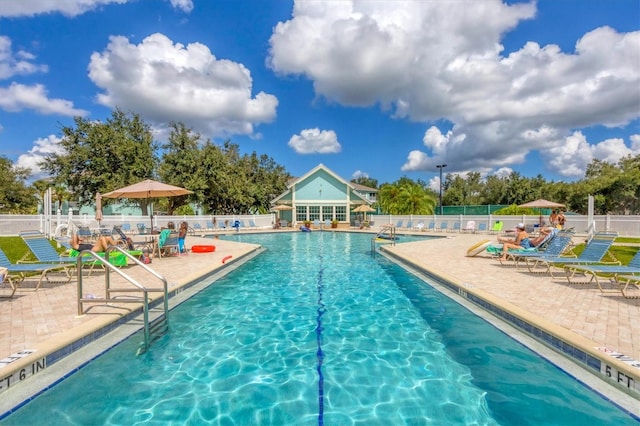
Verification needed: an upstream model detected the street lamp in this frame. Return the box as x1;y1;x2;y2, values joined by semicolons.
436;164;447;215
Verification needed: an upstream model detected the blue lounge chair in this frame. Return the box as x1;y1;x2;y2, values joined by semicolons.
451;222;461;233
526;237;617;277
405;221;413;230
477;223;487;233
438;221;448;232
427;222;436;231
249;219;258;229
19;231;78;265
395;220;403;229
496;230;572;268
0;247;72;292
564;248;640;293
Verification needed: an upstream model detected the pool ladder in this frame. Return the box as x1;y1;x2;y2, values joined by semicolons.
76;246;169;354
371;225;397;254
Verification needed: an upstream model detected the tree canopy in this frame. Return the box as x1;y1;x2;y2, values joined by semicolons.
0;156;37;213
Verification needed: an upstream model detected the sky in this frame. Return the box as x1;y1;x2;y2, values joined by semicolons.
0;0;638;192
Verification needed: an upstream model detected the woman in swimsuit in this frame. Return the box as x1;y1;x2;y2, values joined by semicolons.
497;223;532;261
70;232;118;252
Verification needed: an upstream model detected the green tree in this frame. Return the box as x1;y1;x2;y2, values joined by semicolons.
40;109;157;213
158;122;207;214
351;176;378;189
378;177;435;214
0;156;37;213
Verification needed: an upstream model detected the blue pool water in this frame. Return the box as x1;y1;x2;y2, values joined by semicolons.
3;232;637;424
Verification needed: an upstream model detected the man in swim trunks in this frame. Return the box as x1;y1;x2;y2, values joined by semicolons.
70;232;118;252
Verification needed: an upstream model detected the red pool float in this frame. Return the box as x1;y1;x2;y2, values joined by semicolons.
191;245;216;253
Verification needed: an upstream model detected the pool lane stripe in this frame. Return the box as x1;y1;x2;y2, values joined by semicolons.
316;248;326;426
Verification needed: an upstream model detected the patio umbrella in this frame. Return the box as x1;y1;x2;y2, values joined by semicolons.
271;204;293;222
518;199;565;226
95;192;103;225
352;204;375;221
102;179;193;230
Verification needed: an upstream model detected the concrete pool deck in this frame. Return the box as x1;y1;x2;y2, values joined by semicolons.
1;229;639;411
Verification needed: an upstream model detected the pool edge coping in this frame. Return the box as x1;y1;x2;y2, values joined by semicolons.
380;245;640;404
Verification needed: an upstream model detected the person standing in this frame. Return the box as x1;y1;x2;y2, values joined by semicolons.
178;221;188;253
549;210;559;227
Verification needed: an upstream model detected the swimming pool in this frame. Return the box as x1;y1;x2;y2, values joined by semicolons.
3;232;637;424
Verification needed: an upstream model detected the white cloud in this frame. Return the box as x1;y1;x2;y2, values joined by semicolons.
0;36;48;79
0;83;88;116
88;33;278;138
352;170;368;179
288;128;341;154
269;1;640;178
0;0;129;17
542;131;640;178
169;0;193;13
15;134;65;178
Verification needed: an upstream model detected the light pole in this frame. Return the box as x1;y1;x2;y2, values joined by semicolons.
436;164;447;216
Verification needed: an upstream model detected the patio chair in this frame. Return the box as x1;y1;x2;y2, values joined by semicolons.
489;221;503;234
121;223;132;234
427;222;436;231
451;222;461;232
19;231;78;265
404;221;413;230
249;219;258;229
395;220;403;228
525;236;617;277
0;247;72;292
136;223;147;235
415;221;425;231
154;230;180;258
461;221;476;233
193;223;203;233
563;248;640;293
477;223;487;233
438;221;448;232
494;229;573;268
614;275;640;299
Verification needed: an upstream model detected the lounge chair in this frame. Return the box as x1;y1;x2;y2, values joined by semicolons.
438;221;448;232
461;221;476;233
525;237;617;277
451;222;461;233
0;247;72;292
121;223;132;234
193;223;203;232
427;221;436;232
19;231;78;265
404;221;413;230
494;229;573;268
324;219;331;228
614;275;640;299
415;221;425;231
490;221;503;234
395;220;403;229
477;223;487;233
563;248;640;294
249;219;258;229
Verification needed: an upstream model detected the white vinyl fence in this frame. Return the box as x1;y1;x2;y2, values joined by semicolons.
0;213;637;237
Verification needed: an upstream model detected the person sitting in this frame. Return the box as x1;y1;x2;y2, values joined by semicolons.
497;223;533;261
497;225;556;260
71;232;118;253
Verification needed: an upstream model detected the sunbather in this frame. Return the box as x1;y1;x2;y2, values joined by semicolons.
497;225;556;260
71;232;118;252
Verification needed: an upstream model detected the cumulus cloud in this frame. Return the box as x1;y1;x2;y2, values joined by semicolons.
0;83;88;116
15;134;65;178
288;128;341;154
88;33;278;138
542;131;640;178
0;0;129;17
169;0;193;13
0;36;48;79
352;170;368;179
268;0;640;177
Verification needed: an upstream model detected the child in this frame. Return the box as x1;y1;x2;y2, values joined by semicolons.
141;248;152;264
178;221;188;253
